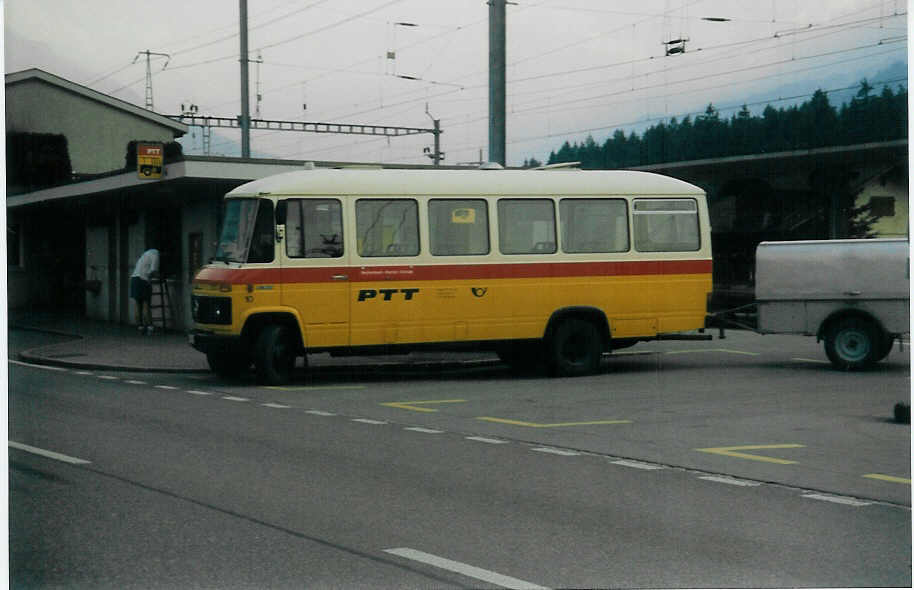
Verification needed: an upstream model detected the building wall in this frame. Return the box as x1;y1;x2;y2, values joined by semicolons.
6;79;177;175
854;176;909;238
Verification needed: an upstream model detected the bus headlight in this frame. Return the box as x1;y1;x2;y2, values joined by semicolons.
191;295;232;325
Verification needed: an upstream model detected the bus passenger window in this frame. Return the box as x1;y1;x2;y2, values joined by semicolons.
559;199;629;253
633;199;700;252
285;199;343;258
497;199;556;255
356;199;419;257
429;199;489;256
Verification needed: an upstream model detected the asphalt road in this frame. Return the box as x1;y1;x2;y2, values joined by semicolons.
9;331;911;588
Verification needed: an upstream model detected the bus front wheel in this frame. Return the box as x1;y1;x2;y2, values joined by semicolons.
254;324;298;385
548;318;603;377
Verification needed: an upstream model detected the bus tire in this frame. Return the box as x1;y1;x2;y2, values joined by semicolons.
548;318;603;377
824;317;879;370
206;350;248;379
254;324;297;385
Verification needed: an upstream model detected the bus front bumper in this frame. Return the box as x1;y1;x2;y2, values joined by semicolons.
189;330;242;355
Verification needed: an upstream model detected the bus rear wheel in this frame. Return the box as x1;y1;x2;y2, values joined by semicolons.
254;324;298;385
548;318;603;377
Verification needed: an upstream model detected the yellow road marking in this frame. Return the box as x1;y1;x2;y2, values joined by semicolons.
665;348;760;356
696;444;805;464
476;417;632;428
268;385;366;391
863;473;911;484
381;399;467;413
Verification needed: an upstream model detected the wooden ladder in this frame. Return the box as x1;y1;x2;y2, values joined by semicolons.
149;278;174;332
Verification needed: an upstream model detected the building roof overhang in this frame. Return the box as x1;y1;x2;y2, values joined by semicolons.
5;68;189;136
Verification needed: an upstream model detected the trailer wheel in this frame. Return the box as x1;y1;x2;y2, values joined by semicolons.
548;318;603;377
876;333;896;362
254;324;297;385
824;317;879;370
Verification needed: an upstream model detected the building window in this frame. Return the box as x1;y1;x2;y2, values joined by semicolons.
869;196;895;218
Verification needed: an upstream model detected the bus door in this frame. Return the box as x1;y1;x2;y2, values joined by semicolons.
278;198;350;348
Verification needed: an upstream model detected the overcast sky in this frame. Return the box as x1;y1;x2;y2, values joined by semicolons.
4;0;909;166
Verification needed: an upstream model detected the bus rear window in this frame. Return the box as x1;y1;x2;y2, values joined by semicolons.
633;199;699;252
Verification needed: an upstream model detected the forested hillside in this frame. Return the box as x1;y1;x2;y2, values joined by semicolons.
539;80;907;169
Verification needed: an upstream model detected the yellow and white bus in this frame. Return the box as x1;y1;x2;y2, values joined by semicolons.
190;168;712;384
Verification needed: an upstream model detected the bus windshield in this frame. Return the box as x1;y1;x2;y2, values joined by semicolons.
214;198;275;263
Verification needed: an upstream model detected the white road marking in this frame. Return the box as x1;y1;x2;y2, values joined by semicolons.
352;418;388;425
531;447;579;456
306;410;336;416
125;380;147;385
154;385;179;390
384;547;548;590
699;475;761;487
222;396;250;402
9;359;66;371
187;390;213;396
466;436;509;444
792;357;830;364
262;403;291;409
612;459;665;471
97;375;119;380
9;441;91;465
73;371;93;375
404;427;443;434
802;493;870;506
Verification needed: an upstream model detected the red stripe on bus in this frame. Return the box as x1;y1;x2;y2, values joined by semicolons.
195;259;711;285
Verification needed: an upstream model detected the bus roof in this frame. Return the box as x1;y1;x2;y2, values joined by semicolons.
226;168;705;198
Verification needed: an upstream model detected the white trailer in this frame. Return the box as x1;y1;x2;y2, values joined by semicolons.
755;238;909;369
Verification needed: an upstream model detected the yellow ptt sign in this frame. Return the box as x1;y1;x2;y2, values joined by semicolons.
137;143;164;179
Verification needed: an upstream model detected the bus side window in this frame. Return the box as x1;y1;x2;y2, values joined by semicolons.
497;199;556;255
285;199;344;258
429;199;490;256
633;199;700;252
356;199;420;257
559;198;629;253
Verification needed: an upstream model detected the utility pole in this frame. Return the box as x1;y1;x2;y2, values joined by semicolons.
424;104;443;166
239;0;251;158
134;50;170;111
488;0;506;166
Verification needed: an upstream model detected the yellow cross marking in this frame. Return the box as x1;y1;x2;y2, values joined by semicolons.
476;417;632;428
381;399;467;413
696;444;805;464
863;473;911;484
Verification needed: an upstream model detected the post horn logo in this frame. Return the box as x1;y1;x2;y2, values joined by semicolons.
471;287;488;298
